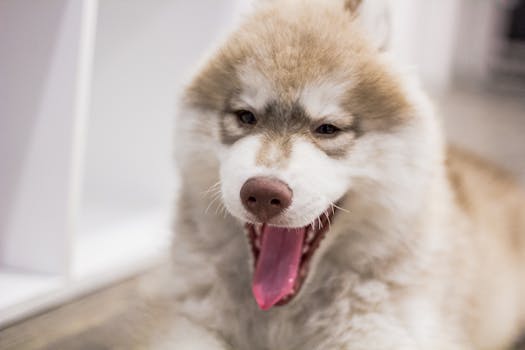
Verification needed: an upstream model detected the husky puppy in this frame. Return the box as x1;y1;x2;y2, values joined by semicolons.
171;0;525;348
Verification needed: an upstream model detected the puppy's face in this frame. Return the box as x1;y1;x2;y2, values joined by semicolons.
182;0;437;310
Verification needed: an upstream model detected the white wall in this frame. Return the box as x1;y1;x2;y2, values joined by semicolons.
453;0;506;84
390;0;509;90
0;0;96;274
0;0;244;326
81;0;241;217
389;0;462;91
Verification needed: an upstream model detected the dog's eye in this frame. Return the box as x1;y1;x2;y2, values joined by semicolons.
315;124;340;135
235;110;257;125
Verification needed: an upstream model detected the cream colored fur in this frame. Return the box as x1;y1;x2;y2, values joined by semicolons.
169;1;525;349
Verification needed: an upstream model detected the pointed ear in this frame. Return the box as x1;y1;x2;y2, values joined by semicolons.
344;0;392;51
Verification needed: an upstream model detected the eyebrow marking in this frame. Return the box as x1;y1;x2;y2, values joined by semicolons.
299;79;352;121
237;63;276;112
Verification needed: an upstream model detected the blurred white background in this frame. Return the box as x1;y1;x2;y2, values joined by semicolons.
0;0;524;327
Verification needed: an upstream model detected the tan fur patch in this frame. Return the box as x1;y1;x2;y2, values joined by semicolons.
446;164;472;214
343;61;412;133
255;134;293;168
447;145;525;258
184;0;412;158
344;0;362;14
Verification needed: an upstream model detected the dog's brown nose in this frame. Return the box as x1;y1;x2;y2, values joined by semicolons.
240;177;292;221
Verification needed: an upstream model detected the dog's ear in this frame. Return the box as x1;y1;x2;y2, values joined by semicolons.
344;0;392;51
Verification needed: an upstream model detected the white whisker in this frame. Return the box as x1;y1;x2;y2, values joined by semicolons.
205;194;222;215
331;202;350;213
201;181;221;196
324;211;332;229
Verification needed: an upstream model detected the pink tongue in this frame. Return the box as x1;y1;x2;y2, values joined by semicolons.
252;225;305;310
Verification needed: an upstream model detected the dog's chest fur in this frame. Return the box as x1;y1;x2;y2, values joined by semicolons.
177;238;393;350
172;190;450;349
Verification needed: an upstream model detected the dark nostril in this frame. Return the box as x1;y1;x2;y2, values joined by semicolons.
270;198;281;206
248;196;257;203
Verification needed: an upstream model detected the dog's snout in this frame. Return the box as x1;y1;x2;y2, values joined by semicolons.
240;177;292;221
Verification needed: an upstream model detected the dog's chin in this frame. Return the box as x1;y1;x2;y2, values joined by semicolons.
242;206;338;311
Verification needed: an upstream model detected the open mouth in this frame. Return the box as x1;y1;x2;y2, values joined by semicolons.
244;207;336;310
